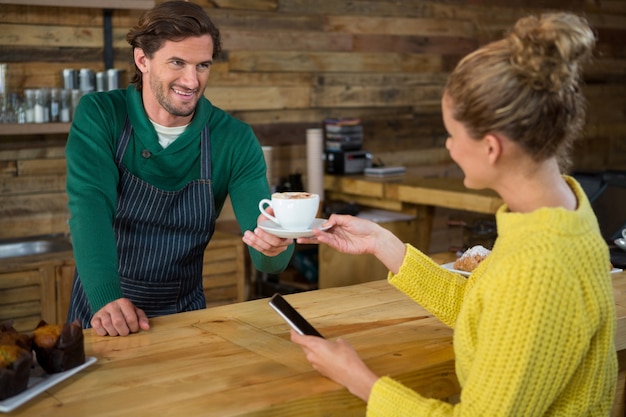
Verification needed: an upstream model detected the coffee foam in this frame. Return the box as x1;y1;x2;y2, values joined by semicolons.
273;192;314;199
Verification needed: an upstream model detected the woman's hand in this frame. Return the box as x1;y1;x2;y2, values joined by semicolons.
297;214;382;255
290;330;379;402
298;214;407;274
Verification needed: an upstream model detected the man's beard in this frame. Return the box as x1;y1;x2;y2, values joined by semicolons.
153;80;199;117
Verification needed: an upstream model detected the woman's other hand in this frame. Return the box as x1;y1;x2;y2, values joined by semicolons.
290;329;378;402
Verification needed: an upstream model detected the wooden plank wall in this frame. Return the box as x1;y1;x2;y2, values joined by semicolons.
0;0;625;243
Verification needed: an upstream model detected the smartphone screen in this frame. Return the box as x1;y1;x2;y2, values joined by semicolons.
269;293;324;338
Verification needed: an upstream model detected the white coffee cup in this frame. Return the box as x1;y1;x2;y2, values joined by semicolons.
259;192;319;231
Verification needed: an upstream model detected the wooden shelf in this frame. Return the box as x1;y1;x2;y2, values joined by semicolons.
0;0;154;9
1;123;71;136
0;0;155;137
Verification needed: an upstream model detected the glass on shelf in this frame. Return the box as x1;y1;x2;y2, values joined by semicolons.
24;89;36;123
0;93;21;124
50;88;61;123
14;93;26;124
34;88;46;123
60;89;71;123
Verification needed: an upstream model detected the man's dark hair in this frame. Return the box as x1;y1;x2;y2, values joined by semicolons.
126;1;222;90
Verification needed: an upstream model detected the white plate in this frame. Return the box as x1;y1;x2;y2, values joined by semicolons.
259;218;331;239
0;356;97;413
441;261;623;276
440;261;471;277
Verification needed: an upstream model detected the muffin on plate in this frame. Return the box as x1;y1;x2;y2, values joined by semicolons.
0;344;32;400
32;320;85;374
0;321;31;351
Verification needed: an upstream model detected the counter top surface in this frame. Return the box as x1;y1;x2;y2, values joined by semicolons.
10;253;626;417
12;258;461;416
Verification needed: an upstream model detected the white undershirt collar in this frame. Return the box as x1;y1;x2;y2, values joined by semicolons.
150;119;189;149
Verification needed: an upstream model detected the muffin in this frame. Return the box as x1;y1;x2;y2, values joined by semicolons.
0;344;32;400
32;320;85;374
453;245;491;272
0;321;31;351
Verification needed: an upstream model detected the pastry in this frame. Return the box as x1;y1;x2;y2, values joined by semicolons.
453;245;491;272
32;323;61;349
32;320;85;374
0;344;32;400
0;321;31;351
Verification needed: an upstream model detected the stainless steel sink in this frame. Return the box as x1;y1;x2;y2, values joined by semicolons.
0;235;73;259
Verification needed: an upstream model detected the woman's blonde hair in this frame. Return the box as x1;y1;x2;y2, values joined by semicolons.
445;13;596;171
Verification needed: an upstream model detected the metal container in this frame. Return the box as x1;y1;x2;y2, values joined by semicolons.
71;89;82;120
107;68;124;90
96;71;107;92
62;68;79;90
79;68;95;93
0;63;6;96
0;63;7;122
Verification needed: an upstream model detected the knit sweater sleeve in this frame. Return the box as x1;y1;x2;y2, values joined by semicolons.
388;245;468;328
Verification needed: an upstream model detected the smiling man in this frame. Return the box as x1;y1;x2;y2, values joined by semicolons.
65;1;294;336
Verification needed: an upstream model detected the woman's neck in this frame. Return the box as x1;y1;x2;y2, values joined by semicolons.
495;159;576;213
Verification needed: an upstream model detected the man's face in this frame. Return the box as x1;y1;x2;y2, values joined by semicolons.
134;35;214;126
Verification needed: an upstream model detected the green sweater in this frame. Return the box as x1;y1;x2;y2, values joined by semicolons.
66;86;293;312
368;176;617;416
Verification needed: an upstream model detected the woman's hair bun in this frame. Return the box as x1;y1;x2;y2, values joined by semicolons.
507;13;595;93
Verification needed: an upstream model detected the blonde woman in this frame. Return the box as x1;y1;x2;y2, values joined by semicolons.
294;13;616;416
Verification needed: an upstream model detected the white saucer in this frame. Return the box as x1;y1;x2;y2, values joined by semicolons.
259;218;331;239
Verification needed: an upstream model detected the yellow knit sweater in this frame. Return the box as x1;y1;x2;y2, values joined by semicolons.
368;176;617;416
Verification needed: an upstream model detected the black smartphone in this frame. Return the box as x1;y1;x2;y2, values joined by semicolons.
268;293;324;338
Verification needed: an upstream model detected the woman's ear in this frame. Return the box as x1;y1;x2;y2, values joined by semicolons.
484;133;503;165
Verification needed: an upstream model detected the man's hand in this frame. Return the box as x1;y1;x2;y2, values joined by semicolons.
91;298;150;336
242;210;293;256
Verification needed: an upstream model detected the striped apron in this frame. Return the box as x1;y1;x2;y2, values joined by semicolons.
67;117;215;328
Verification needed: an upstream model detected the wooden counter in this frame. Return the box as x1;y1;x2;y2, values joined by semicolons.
10;255;626;417
13;280;458;416
324;174;503;252
0;230;246;332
